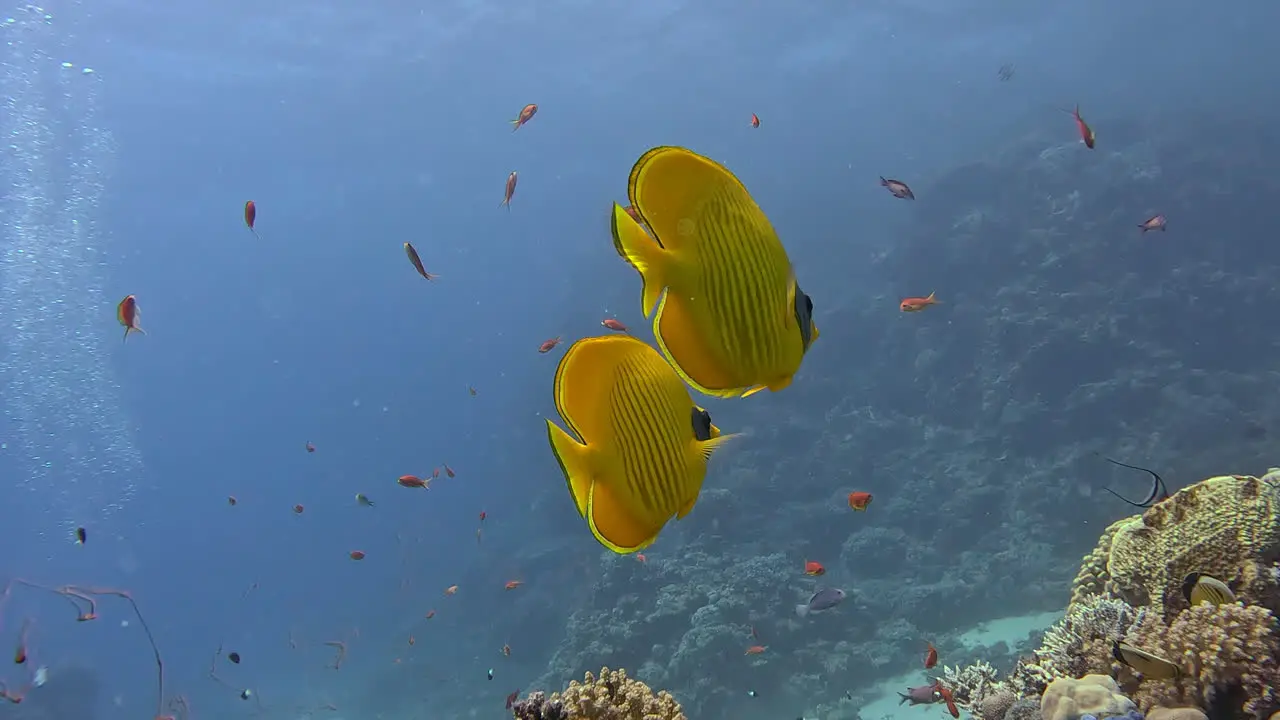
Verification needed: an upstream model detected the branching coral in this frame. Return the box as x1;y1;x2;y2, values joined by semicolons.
1122;602;1279;718
1008;595;1142;696
512;668;686;720
940;660;1004;712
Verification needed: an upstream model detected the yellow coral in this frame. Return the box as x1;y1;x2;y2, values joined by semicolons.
550;667;686;720
1041;675;1135;720
1123;603;1279;717
1071;518;1130;604
1104;472;1280;621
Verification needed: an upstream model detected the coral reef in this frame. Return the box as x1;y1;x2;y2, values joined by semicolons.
1009;468;1280;720
511;667;686;720
1040;675;1135;720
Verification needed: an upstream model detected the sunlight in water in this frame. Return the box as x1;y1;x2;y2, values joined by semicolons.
0;4;141;537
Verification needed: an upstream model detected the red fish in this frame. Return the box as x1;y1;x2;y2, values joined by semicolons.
349;550;366;560
504;580;523;590
116;295;144;342
432;467;440;479
934;683;959;718
1138;215;1166;233
745;645;766;655
848;491;873;511
635;553;646;563
244;200;259;239
538;336;562;354
750;113;760;128
425;609;436;619
804;560;825;576
479;511;486;522
293;504;305;514
1067;105;1095;149
305;441;316;453
505;690;520;710
601;318;628;332
444;464;455;478
500;171;518;209
404;242;440;280
924;642;938;669
398;475;429;489
900;292;939;313
511;104;538;131
880;176;915;200
501;644;511;657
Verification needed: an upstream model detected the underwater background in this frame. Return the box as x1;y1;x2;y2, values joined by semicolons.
2;0;1280;719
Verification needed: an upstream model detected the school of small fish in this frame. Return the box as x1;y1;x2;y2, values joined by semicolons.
103;77;1185;713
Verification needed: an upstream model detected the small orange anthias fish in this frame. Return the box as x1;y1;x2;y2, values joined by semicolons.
444;464;455;478
501;644;511;656
635;553;646;563
900;292;939;313
445;585;459;596
924;642;938;669
116;295;144;342
479;511;487;522
500;171;518;209
349;550;366;560
804;560;825;576
510;104;538;131
293;504;305;514
432;467;441;479
848;491;873;511
538;336;562;354
244;200;259;239
403;242;440;281
880;176;915;200
504;580;523;590
398;474;429;489
408;635;415;646
745;645;766;655
750;113;760;128
1138;214;1167;233
425;609;436;619
1067;104;1096;149
934;682;959;718
601;318;628;332
306;441;316;453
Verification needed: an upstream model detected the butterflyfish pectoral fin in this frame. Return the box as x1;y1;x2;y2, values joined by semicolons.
545;419;592;518
610;203;668;317
695;433;734;463
585;478;659;555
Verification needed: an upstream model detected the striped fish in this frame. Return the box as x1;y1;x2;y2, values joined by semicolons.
1182;572;1236;607
544;335;733;554
609;146;818;398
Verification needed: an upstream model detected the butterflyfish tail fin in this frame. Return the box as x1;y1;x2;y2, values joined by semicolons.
545;419;592;518
610;203;668;317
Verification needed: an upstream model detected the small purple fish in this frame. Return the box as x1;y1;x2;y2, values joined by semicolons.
795;587;846;617
880;176;915;200
1138;214;1166;233
898;684;942;706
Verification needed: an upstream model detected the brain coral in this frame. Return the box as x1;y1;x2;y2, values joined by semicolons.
1076;470;1280;621
510;667;686;720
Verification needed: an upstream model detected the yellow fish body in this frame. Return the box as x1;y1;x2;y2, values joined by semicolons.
609;146;818;398
545;334;732;554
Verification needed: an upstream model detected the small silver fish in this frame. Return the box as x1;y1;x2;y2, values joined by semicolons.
1138;214;1167;233
32;665;48;688
879;176;915;200
898;683;941;705
795;587;846;617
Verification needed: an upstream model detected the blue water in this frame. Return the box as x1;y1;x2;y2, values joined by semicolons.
1;1;1278;719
